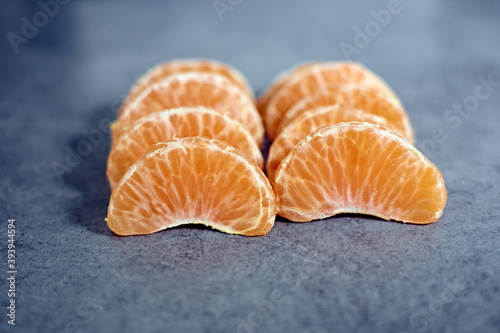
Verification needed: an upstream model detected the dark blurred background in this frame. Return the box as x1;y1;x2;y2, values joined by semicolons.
1;1;499;332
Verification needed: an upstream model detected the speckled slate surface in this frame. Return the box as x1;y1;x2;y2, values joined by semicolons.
1;1;499;332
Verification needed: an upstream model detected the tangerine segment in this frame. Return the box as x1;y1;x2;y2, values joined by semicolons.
266;106;388;181
120;59;254;115
257;62;317;117
113;73;264;145
274;122;447;224
278;85;414;143
264;62;400;139
107;107;264;190
107;137;276;236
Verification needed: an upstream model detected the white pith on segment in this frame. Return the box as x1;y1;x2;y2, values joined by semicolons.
107;107;264;189
122;58;254;107
274;122;447;223
263;62;401;139
277;84;413;143
108;137;275;236
114;73;263;144
266;106;389;182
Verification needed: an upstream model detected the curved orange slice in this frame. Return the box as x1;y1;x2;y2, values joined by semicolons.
113;73;264;145
107;107;264;189
266;106;388;181
257;61;317;118
264;62;400;139
120;59;254;115
274;122;447;223
107;137;276;236
278;84;414;143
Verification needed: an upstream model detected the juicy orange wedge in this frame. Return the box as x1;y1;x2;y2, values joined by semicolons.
120;59;254;116
107;107;264;189
277;84;413;143
257;61;318;118
266;106;388;181
274;122;447;223
107;137;276;236
112;73;263;145
262;62;400;139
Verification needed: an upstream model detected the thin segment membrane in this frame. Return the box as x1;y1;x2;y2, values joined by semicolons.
121;59;254;111
107;137;275;236
113;73;263;145
107;107;263;189
266;106;388;181
257;62;318;118
278;85;413;142
274;122;447;224
264;62;399;139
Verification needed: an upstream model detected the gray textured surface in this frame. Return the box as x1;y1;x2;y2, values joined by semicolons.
1;1;500;332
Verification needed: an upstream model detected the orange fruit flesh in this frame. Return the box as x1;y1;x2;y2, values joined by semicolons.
257;61;317;117
112;73;264;146
274;122;447;223
266;106;388;181
107;137;276;236
121;59;254;116
278;84;414;143
107;107;264;190
264;62;400;139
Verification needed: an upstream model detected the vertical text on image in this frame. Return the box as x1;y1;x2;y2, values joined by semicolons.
6;218;17;326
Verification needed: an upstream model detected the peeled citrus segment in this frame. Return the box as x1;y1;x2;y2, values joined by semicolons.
266;106;388;181
278;84;414;143
274;122;447;224
107;137;276;236
120;59;254;116
257;61;317;118
264;62;400;139
113;73;264;145
107;107;264;189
